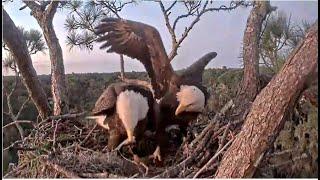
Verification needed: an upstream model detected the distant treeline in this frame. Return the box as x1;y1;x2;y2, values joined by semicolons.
2;68;243;126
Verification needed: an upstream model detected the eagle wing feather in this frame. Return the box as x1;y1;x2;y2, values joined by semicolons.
95;18;174;99
92;84;118;115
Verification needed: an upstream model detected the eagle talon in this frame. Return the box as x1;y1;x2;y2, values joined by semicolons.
115;137;136;151
149;146;162;163
133;155;149;176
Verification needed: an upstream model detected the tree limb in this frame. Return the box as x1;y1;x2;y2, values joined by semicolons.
22;1;42;13
45;1;60;21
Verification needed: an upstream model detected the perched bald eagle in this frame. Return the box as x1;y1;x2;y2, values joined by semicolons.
88;82;157;151
95;18;217;161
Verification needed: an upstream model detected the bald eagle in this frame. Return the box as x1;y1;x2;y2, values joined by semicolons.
88;82;157;152
95;18;217;161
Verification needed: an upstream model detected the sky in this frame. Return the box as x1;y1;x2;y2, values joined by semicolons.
2;1;318;76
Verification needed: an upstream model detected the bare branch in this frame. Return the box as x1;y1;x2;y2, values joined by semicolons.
194;138;235;178
159;1;177;48
22;1;42;13
41;157;80;178
45;1;60;21
79;124;97;146
15;96;31;120
166;0;177;13
159;0;250;61
3;120;35;129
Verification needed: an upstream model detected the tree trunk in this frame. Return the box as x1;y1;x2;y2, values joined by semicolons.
215;22;318;178
3;9;50;119
40;17;69;116
231;1;276;122
119;54;125;80
24;1;69;115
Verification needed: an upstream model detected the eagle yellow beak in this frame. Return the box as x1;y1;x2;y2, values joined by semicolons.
175;104;187;116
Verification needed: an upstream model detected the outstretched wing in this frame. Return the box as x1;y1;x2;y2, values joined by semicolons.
95;18;151;61
180;52;217;84
94;18;174;99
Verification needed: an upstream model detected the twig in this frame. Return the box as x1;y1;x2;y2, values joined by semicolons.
38;112;87;127
73;124;83;136
41;158;80;178
45;111;87;121
266;149;296;157
268;153;309;169
189;100;234;148
3;162;28;178
193;138;235;178
52;119;61;148
130;173;139;178
3;140;24;151
79;123;97;146
78;172;110;178
3;120;34;129
217;122;231;151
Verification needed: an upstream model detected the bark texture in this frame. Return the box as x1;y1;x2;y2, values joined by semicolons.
23;1;68;115
3;9;50;119
231;1;276;121
119;54;125;80
215;22;318;178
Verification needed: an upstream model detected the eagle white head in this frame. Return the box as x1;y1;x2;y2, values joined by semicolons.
175;85;205;116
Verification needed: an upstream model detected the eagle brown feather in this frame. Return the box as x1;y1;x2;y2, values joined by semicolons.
95;18;217;161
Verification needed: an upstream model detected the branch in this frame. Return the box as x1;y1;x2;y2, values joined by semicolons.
159;1;177;49
166;0;177;13
41;157;80;178
101;1;121;19
78;172;111;178
22;1;42;13
45;1;59;21
268;153;309;169
194;138;235;178
52;119;61;148
40;112;87;125
3;140;24;151
15;96;31;120
2;120;35;129
165;1;249;61
79;123;97;146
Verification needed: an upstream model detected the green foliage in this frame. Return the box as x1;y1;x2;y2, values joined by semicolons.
64;0;136;51
64;1;109;51
259;11;311;74
2;27;46;71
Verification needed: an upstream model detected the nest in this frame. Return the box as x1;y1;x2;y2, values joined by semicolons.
3;111;214;178
3;97;318;178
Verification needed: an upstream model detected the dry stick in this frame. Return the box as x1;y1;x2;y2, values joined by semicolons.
52;119;61;149
189;100;234;148
158;124;226;178
73;125;83;136
3;120;35;129
78;172;110;178
217;122;231;151
3;162;28;178
194;125;226;154
266;148;296;157
42;158;80;178
3;153;43;178
193;138;235;178
268;153;309;169
3;140;24;151
38;112;87;127
79;123;97;146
